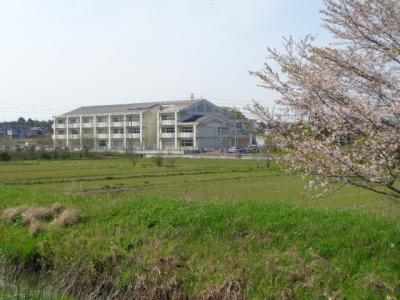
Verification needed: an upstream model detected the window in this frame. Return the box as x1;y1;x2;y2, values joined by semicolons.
58;129;65;134
57;119;65;124
112;116;124;122
69;118;77;124
83;128;92;134
128;127;140;134
181;139;193;147
82;117;91;123
113;128;124;134
97;116;107;123
99;140;107;147
180;127;193;133
97;128;107;134
161;114;175;121
127;115;140;122
161;127;175;133
71;129;79;135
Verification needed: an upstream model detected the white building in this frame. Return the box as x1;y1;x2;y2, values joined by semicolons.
52;99;248;152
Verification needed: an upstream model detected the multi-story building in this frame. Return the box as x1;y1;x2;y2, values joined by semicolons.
52;99;248;152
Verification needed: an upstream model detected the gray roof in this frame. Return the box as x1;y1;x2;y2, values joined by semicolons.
60;100;202;116
159;100;202;112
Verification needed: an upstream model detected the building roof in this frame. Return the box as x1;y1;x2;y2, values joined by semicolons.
182;115;204;122
59;100;202;116
159;100;202;113
61;102;159;116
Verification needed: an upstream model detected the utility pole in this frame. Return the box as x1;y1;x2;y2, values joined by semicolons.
130;117;133;158
234;112;237;159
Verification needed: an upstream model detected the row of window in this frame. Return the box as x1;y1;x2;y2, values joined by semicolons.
57;128;140;135
161;127;193;133
181;139;193;147
57;115;141;124
161;139;194;147
160;114;175;121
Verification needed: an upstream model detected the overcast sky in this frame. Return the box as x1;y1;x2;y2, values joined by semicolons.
0;0;330;121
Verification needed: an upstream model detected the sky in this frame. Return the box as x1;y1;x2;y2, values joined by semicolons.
0;0;330;121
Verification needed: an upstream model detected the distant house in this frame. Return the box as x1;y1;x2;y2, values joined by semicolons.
0;128;4;138
27;127;46;138
7;128;27;139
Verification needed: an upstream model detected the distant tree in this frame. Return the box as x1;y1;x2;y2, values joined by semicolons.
27;118;34;127
17;117;26;124
251;0;400;198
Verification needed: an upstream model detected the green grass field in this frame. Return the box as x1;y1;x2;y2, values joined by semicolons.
0;157;399;299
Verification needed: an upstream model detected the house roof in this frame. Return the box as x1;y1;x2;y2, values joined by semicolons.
59;100;203;116
61;102;160;116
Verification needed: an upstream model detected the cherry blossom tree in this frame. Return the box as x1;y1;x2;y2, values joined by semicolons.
251;0;400;197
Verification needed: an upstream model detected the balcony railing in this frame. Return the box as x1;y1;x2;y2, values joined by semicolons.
160;132;175;138
53;134;65;139
96;122;108;127
82;123;93;128
178;132;194;138
160;120;175;126
126;121;141;127
126;133;140;139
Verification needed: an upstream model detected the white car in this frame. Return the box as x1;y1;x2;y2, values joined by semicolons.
227;147;237;153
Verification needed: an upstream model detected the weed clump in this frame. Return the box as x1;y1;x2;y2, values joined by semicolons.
1;204;81;233
1;205;29;223
50;208;81;227
51;203;66;214
21;207;54;225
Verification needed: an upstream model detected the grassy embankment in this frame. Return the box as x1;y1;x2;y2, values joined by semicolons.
0;158;399;299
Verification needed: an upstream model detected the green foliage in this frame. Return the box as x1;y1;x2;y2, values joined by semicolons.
39;151;52;160
0;152;11;161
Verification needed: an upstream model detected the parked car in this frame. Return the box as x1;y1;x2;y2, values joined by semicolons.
73;146;87;152
227;147;236;153
248;145;261;153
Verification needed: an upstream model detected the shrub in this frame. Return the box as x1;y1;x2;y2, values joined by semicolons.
153;155;163;167
25;145;36;160
0;151;11;161
39;151;52;160
59;149;71;159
